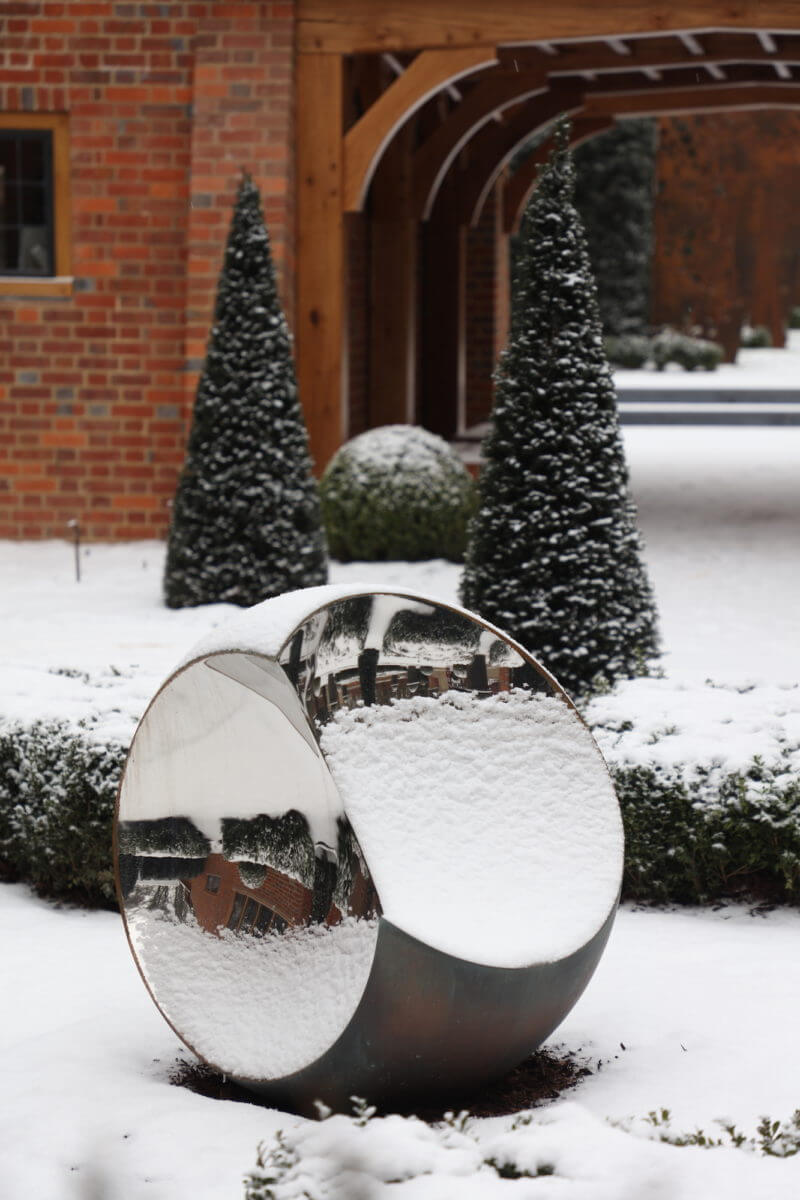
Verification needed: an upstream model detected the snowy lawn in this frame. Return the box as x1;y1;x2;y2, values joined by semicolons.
3;885;800;1199
1;425;800;1197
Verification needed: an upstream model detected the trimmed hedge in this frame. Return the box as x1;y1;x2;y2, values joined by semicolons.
1;719;798;910
652;329;723;372
616;758;800;906
605;331;725;371
0;720;126;906
604;334;652;369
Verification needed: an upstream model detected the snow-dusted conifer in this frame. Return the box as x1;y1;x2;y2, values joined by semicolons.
461;120;659;695
164;174;327;608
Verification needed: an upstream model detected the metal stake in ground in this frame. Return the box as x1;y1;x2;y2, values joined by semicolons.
67;519;80;583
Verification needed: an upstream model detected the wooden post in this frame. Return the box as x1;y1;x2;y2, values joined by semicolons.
369;123;418;426
420;185;466;439
751;180;786;348
296;53;346;473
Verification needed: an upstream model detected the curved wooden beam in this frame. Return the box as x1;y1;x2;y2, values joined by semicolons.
457;72;800;228
446;82;586;228
502;116;614;234
412;68;547;219
343;47;496;212
410;32;800;223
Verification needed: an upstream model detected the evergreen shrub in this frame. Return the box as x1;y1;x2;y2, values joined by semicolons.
604;334;652;369
320;425;476;562
740;324;772;349
0;721;125;905
462;120;659;697
221;811;316;888
117;816;210;858
573;119;658;336
789;306;800;330
652;329;723;372
164;174;327;608
615;759;800;905
1;718;799;910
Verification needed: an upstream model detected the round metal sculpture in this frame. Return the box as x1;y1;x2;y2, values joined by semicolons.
115;585;623;1113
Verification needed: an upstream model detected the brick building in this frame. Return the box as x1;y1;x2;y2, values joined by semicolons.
3;3;800;541
1;1;296;539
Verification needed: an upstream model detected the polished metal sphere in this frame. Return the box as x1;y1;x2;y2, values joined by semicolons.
116;586;622;1113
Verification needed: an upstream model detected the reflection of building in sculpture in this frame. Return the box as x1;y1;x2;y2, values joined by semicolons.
304;659;521;725
187;850;379;937
189;854;312;935
119;810;381;938
277;596;548;727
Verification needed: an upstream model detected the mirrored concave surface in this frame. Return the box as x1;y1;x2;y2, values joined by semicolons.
116;588;623;1104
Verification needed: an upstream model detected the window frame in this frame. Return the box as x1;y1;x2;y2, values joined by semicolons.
0;113;72;297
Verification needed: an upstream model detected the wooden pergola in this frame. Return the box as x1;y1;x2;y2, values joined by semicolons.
294;2;800;469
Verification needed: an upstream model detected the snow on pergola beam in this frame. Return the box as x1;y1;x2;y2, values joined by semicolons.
495;32;800;78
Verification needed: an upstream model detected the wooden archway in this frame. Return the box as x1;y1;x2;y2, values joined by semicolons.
294;3;800;468
466;73;800;231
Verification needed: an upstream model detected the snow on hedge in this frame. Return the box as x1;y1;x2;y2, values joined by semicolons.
588;676;800;783
321;688;622;967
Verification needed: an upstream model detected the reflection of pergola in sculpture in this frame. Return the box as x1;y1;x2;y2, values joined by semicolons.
293;3;800;469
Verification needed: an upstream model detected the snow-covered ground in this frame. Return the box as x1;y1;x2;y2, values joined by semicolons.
3;887;800;1199
1;424;800;1197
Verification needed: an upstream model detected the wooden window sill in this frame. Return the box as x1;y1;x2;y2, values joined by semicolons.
0;276;74;298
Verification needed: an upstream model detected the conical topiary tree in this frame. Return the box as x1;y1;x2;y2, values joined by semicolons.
460;120;659;696
164;174;327;608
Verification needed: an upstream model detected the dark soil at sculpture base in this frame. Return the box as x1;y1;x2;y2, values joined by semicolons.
170;1046;592;1121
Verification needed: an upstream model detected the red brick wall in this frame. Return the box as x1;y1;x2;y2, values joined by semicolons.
0;1;295;540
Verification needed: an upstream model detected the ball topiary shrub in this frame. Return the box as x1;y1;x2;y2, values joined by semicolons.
320;425;476;562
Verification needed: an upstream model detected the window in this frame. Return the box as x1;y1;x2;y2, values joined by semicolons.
226;891;289;937
0;129;53;274
0;114;71;296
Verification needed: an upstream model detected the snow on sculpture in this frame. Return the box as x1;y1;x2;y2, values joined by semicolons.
115;585;623;1113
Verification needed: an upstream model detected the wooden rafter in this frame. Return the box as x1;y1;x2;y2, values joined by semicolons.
409;34;800;221
583;78;800;118
343;46;496;211
447;66;800;226
582;61;791;92
496;30;800;75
